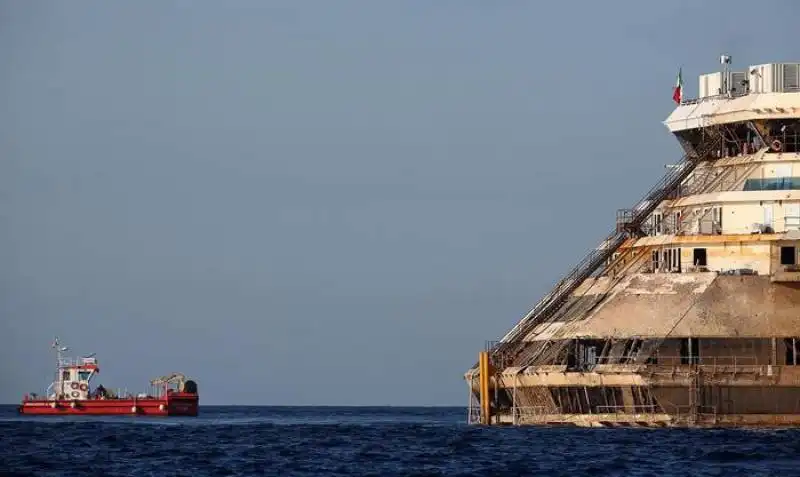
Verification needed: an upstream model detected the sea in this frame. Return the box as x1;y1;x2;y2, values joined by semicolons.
2;405;800;476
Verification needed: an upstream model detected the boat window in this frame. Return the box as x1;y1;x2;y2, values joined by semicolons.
743;177;800;191
693;248;707;267
785;338;800;365
781;246;796;265
680;338;699;365
62;370;70;381
651;251;660;272
78;371;91;381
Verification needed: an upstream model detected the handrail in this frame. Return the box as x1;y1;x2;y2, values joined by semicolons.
594;354;764;366
511;406;550;425
489;131;723;364
513;406;548;415
595;405;659;414
679;86;800;106
57;357;97;367
671;404;718;418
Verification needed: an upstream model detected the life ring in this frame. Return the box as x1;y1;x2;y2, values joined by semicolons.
71;391;80;398
79;383;88;392
71;382;80;390
772;139;782;151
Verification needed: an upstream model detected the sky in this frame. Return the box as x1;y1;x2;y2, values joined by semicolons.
1;0;799;405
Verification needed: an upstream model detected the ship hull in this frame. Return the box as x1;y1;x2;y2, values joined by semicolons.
488;412;800;428
18;394;198;416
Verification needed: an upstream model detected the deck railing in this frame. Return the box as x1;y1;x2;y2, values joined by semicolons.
679;85;800;106
590;354;765;368
594;405;660;415
57;357;97;368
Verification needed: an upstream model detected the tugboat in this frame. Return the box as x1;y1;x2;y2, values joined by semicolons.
18;337;199;416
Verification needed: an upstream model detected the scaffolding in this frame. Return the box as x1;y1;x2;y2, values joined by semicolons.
495;139;769;380
486;127;725;369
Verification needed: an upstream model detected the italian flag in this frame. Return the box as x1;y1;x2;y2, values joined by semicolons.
672;68;683;104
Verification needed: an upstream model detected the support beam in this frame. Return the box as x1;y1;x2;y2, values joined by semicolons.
478;351;492;425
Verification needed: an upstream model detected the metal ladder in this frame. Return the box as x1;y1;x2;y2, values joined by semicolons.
490;129;724;363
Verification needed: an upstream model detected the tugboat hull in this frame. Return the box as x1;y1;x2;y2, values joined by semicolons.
19;394;198;416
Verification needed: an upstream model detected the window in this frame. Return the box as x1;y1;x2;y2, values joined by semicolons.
786;203;800;231
666;248;682;272
712;206;722;234
781;246;796;265
78;371;91;381
584;346;597;367
785;338;800;365
693;248;708;267
62;370;70;381
744;177;800;191
680;338;700;365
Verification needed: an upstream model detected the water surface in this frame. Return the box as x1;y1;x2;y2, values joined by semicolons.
2;405;799;476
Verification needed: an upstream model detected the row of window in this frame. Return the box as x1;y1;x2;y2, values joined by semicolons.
652;245;798;269
647;207;721;236
61;370;92;381
743;177;800;191
652;247;707;270
571;338;800;367
680;338;800;366
648;204;800;237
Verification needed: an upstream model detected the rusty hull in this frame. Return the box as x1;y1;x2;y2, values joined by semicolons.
474;274;800;427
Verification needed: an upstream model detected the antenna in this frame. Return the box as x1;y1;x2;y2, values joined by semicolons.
51;336;65;398
52;336;69;365
720;54;732;96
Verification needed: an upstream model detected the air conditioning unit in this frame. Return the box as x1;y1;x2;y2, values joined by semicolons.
748;63;800;93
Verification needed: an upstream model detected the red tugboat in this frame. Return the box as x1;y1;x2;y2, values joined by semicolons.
19;337;199;416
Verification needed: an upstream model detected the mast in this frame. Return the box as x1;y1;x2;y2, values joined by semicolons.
51;336;69;398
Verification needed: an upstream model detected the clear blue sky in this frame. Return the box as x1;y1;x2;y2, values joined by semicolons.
1;0;798;405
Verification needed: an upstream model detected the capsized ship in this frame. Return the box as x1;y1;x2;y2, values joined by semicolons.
19;337;199;416
467;56;800;427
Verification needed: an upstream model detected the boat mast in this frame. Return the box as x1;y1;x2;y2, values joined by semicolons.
52;336;69;398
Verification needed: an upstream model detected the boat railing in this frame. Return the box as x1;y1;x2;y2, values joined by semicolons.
640;355;762;368
594;405;660;415
590;354;764;368
671;405;718;423
57;356;97;367
680;86;800;105
511;406;549;424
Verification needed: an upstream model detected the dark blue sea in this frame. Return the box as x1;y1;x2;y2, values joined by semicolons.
2;405;800;476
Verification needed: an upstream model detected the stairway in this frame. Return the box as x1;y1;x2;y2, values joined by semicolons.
490;129;724;364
